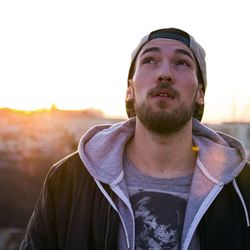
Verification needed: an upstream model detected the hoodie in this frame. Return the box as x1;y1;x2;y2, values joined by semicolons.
77;117;248;250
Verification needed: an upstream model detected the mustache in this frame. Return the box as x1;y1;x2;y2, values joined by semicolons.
147;82;179;98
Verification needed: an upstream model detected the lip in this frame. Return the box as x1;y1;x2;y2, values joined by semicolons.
151;90;175;99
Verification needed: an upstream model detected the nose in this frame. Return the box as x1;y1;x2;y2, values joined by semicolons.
156;63;174;84
158;74;172;82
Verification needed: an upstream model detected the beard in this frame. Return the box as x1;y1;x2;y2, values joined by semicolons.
135;88;198;136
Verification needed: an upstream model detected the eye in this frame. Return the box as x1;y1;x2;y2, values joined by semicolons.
176;59;191;67
141;57;157;65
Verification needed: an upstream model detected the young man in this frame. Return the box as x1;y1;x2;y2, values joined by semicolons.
20;28;250;250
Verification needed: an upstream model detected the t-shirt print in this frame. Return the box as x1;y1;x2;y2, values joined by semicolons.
131;191;186;250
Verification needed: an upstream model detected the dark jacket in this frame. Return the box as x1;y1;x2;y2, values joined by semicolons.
20;119;250;249
20;152;250;250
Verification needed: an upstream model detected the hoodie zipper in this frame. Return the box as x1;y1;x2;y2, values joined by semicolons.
111;185;135;249
104;193;112;250
95;179;131;249
182;184;223;250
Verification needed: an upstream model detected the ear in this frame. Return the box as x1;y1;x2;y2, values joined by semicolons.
126;79;135;101
196;84;205;105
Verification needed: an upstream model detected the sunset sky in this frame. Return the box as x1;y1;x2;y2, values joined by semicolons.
0;0;249;123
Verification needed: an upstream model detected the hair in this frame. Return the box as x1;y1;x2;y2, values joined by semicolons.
126;28;207;121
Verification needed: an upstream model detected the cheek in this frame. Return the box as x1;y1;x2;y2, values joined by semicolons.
132;82;149;103
132;75;151;100
133;85;146;101
183;74;199;90
133;63;154;87
188;86;200;104
133;72;148;86
180;78;199;100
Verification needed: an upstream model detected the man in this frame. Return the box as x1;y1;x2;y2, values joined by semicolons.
20;28;250;250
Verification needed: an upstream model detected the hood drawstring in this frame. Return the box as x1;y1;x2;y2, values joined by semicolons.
94;179;131;248
233;179;250;227
196;159;224;186
197;159;249;226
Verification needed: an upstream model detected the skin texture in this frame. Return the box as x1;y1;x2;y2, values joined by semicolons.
126;38;204;178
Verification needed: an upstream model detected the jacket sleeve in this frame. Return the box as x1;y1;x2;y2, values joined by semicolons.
20;166;59;250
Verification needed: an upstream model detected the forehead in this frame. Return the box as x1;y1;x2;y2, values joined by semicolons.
138;38;195;59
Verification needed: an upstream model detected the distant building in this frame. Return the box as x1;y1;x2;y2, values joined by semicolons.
206;122;250;160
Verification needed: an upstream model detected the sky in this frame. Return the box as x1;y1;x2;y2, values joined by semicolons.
0;0;249;123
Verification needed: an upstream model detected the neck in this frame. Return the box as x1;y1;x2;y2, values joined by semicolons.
127;118;197;178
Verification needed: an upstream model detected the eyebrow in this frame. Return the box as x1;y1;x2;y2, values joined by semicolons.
140;47;161;57
175;48;194;61
140;46;194;61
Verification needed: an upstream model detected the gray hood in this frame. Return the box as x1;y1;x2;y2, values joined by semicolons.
78;119;135;185
192;119;246;184
78;118;246;185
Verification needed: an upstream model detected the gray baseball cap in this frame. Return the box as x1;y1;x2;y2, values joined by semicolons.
126;28;207;121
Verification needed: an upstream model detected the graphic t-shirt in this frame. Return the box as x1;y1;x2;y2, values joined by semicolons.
123;154;193;250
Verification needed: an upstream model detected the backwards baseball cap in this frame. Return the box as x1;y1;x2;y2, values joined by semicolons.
126;28;207;121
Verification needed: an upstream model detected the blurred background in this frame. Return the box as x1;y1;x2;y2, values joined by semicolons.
0;0;249;249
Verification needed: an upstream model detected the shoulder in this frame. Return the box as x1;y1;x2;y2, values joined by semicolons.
51;151;87;176
236;161;250;184
45;151;93;192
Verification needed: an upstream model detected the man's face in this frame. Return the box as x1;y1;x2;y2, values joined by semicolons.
127;38;204;135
